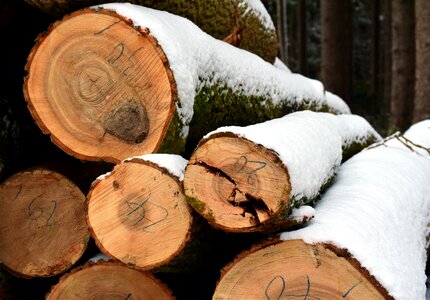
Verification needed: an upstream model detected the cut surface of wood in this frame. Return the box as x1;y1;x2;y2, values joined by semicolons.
214;240;389;300
87;160;192;270
24;10;175;162
0;169;89;277
184;135;290;232
47;262;174;299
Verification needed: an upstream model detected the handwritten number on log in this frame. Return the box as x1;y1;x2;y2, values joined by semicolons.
28;193;57;227
342;281;361;298
126;194;169;230
265;275;286;300
94;21;121;35
108;43;125;65
233;155;267;185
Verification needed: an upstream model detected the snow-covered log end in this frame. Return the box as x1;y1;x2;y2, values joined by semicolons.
184;111;380;232
280;119;430;299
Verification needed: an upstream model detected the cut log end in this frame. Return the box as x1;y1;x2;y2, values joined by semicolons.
87;160;192;270
24;9;176;163
214;240;392;300
47;262;174;300
0;169;89;277
184;134;291;232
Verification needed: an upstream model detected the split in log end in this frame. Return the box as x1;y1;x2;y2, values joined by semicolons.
184;134;291;232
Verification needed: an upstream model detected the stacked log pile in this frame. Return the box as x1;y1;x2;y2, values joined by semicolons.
1;2;430;300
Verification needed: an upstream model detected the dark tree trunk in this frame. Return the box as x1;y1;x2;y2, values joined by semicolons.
371;0;380;96
390;0;415;130
321;0;353;104
383;0;392;119
298;0;307;74
413;0;430;122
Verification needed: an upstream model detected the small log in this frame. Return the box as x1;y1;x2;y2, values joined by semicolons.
0;168;89;277
23;0;279;63
46;261;174;299
87;154;197;271
184;111;381;232
213;240;390;299
24;5;349;162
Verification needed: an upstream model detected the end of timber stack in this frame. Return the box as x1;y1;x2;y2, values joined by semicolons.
24;3;350;163
0;168;89;278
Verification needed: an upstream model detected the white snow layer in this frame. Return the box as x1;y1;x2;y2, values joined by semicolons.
205;111;380;202
290;205;315;223
274;57;292;73
88;253;110;263
325;91;351;114
125;154;188;181
95;3;350;137
282;120;430;299
240;0;275;30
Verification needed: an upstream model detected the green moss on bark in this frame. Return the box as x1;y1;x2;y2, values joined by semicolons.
25;0;278;62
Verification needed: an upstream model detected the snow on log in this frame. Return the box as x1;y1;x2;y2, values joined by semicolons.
0;168;89;277
24;0;278;63
87;154;211;272
214;120;430;299
24;4;350;162
183;111;381;232
46;261;174;299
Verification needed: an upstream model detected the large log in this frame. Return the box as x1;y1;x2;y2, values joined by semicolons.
88;154;205;271
23;0;279;63
0;168;89;277
24;4;350;162
46;261;174;299
184;111;381;232
213;240;389;299
214;120;430;299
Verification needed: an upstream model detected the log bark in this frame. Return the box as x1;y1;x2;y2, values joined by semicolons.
213;240;391;299
87;155;209;272
24;0;279;63
24;6;350;163
0;168;89;277
46;261;174;299
183;111;380;232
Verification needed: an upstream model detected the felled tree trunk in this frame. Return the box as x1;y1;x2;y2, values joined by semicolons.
215;120;430;299
24;5;350;163
87;154;215;272
24;0;278;63
0;168;89;277
184;111;381;232
213;239;390;299
46;261;174;299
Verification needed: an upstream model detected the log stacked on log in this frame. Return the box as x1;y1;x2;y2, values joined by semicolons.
0;168;89;277
184;111;381;232
214;120;430;299
46;261;174;299
24;4;350;163
23;0;279;63
87;154;197;271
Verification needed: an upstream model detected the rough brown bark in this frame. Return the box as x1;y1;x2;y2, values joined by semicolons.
390;0;415;130
412;0;430;122
321;0;353;104
213;240;392;299
46;262;174;299
0;168;89;277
